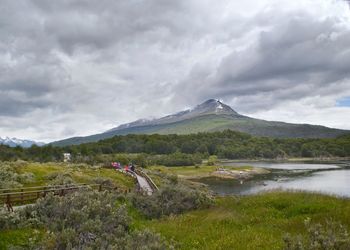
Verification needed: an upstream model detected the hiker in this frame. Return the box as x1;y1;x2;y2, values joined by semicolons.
130;164;135;172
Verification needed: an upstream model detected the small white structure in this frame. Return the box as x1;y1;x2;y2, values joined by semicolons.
63;153;71;162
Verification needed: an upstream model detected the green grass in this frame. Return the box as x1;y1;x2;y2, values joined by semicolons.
2;187;350;249
148;165;254;179
143;192;350;250
14;162;135;189
0;228;43;249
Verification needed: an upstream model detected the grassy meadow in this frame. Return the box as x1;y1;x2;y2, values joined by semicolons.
5;161;135;189
144;192;350;250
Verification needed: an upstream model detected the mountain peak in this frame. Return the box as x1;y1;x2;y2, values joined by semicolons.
0;136;45;148
107;99;242;133
193;99;239;116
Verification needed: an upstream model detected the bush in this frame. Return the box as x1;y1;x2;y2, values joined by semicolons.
125;229;174;250
207;155;218;166
45;172;75;186
0;208;21;230
92;177;116;188
15;190;171;249
284;218;350;250
154;152;203;166
0;163;34;189
129;184;213;219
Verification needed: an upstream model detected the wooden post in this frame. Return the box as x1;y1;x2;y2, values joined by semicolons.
21;188;24;203
6;194;13;212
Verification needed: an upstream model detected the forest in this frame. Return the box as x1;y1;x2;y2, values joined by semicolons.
1;130;350;166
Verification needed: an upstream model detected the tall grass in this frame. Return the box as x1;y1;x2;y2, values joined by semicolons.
145;192;350;250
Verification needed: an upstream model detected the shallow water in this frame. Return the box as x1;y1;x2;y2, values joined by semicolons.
221;161;340;170
200;161;350;198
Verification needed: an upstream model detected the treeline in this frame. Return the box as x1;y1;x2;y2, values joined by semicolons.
1;130;350;165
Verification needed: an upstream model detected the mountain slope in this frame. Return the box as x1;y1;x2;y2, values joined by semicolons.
0;137;45;148
52;99;349;146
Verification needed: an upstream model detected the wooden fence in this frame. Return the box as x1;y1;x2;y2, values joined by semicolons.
0;184;130;211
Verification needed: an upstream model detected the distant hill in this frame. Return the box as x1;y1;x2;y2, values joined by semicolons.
51;99;349;146
0;136;45;148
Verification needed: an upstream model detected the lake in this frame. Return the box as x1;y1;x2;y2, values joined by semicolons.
199;161;350;198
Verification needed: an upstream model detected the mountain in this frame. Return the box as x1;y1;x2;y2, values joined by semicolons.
0;137;45;148
107;99;242;132
51;99;349;146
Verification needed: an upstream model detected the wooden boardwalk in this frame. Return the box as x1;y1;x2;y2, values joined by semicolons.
1;168;159;212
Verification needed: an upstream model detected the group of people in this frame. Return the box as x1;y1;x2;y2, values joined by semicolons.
111;162;135;172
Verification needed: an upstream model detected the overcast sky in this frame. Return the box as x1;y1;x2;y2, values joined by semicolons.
1;0;350;142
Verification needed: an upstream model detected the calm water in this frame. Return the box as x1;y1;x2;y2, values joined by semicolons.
199;161;350;198
221;161;340;170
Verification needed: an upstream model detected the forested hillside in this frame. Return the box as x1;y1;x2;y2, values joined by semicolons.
1;130;350;165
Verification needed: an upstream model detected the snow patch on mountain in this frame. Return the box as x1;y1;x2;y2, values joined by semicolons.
0;137;45;148
107;99;243;133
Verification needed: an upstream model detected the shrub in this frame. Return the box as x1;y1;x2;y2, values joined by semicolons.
207;155;218;166
92;177;116;188
152;152;203;167
125;229;174;250
16;190;171;249
0;163;34;189
129;184;213;219
284;218;350;250
0;207;21;230
45;172;75;186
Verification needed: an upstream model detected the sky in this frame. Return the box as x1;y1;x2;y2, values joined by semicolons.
1;0;350;142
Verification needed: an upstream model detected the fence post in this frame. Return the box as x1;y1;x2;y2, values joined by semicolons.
21;188;24;203
6;194;13;212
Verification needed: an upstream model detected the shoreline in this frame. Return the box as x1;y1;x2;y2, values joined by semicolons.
219;157;350;163
178;166;270;180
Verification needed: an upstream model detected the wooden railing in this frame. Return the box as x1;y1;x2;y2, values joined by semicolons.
0;184;131;211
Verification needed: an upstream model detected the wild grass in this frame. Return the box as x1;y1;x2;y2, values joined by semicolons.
7;161;135;189
148;165;254;179
0;228;42;249
144;192;350;250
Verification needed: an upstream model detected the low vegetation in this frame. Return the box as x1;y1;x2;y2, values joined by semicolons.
1;160;350;249
0;161;135;189
1;190;173;249
129;183;213;219
144;192;350;250
0;162;214;249
284;218;350;250
0;162;34;189
148;165;254;179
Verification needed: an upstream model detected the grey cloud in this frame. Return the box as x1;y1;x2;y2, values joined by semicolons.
0;93;51;116
30;0;213;54
1;0;350;141
174;9;350;112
